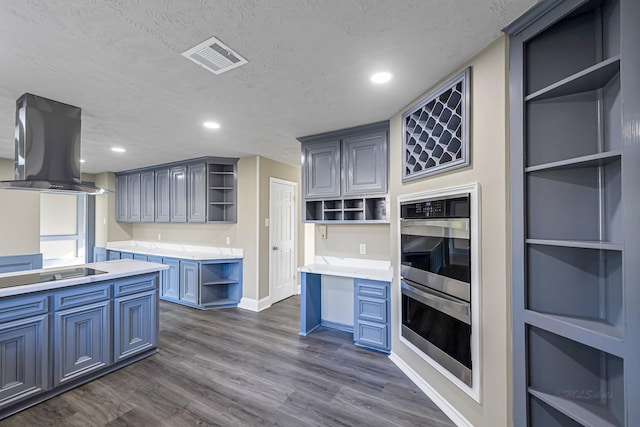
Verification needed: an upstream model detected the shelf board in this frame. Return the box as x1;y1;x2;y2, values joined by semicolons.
343;208;365;212
323;209;342;212
201;298;240;307
525;56;620;102
202;280;239;286
528;387;621;427
525;150;621;173
209;186;234;190
209;171;234;175
209;202;234;205
526;239;622;251
523;310;624;357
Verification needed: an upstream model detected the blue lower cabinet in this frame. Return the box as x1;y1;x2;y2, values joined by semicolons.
0;253;43;274
179;261;200;305
93;247;107;262
54;301;111;386
354;320;389;351
107;250;121;261
114;290;157;361
133;254;148;261
161;258;180;301
120;252;134;260
0;315;48;406
353;279;390;353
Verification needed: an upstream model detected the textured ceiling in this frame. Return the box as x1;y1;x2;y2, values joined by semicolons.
0;0;536;173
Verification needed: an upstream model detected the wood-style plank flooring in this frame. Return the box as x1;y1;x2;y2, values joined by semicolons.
2;296;454;426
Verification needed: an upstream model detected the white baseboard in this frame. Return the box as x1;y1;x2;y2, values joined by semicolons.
389;352;472;427
237;296;272;312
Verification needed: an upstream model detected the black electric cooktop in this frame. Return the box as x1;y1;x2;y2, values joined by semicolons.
0;267;107;289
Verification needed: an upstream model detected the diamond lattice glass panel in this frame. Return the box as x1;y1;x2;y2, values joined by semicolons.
402;68;470;181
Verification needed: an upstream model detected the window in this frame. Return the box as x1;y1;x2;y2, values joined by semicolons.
40;193;87;268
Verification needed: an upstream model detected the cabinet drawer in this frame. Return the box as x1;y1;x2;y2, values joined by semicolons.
0;294;48;323
54;283;111;311
120;252;134;260
355;296;387;323
114;274;157;297
354;320;389;351
355;279;388;299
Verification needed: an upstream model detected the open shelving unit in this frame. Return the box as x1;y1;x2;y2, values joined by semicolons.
304;196;389;223
507;0;639;425
207;162;237;223
199;260;242;308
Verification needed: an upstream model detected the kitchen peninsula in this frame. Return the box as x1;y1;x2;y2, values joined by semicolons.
0;259;167;419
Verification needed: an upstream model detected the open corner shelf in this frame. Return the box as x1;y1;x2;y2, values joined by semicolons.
528;387;621;427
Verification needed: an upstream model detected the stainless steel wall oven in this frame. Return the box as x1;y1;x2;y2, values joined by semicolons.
400;194;473;386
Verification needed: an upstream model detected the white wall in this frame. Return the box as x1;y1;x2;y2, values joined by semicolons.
0;158;40;256
389;37;510;427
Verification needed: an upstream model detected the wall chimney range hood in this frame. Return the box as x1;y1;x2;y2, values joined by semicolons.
0;93;107;194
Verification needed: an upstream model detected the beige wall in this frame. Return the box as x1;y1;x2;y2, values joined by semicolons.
389;37;510;427
258;156;303;299
0;158;41;256
314;224;391;260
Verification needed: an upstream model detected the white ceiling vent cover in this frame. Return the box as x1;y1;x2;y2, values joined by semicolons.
182;36;248;75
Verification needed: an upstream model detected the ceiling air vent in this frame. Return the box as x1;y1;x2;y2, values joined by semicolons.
181;36;248;75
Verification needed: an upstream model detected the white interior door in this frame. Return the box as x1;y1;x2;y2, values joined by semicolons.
270;178;297;304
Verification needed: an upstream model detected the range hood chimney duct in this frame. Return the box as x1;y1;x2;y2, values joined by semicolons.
0;93;107;194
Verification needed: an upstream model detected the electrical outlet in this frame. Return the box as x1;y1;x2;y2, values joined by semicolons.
265;218;269;227
103;218;107;225
157;233;162;241
226;236;231;245
359;243;367;255
319;225;327;240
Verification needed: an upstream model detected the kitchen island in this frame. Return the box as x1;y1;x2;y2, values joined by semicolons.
0;260;167;419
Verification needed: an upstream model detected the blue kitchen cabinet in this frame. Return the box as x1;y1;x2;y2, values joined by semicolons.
302;139;341;199
53;301;111;386
342;130;387;196
0;315;48;407
140;170;155;223
353;279;390;353
187;162;206;223
115;175;128;222
179;260;199;305
133;253;148;262
93;247;107;262
107;250;121;260
127;172;141;222
120;252;134;260
114;291;157;362
161;258;180;301
170;165;187;223
155;168;171;222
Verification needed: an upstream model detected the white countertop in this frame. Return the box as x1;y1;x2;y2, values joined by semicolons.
0;260;168;298
298;256;393;282
106;240;243;260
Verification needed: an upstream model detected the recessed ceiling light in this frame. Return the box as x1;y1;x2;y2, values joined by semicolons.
203;121;221;129
80;159;86;163
111;147;126;153
371;71;392;84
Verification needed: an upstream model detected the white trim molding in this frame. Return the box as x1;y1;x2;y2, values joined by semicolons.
237;296;272;312
389;352;473;427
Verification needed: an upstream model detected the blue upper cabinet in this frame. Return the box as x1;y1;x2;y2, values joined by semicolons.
187;163;206;223
170;165;187;223
342;131;387;196
303;139;341;199
140;171;155;223
155;168;170;223
115;175;128;222
127;172;141;223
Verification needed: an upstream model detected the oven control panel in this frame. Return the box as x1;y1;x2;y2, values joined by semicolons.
401;195;469;219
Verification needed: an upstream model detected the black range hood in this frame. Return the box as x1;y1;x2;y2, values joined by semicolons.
0;93;107;194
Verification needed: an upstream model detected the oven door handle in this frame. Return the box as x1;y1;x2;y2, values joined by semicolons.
401;279;471;325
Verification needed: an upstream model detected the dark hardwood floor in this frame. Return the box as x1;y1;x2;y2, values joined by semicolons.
2;296;454;426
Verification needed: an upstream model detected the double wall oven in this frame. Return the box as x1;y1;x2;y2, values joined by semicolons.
400;194;473;387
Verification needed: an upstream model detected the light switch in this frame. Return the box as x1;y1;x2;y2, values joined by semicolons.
226;236;231;245
359;243;367;255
